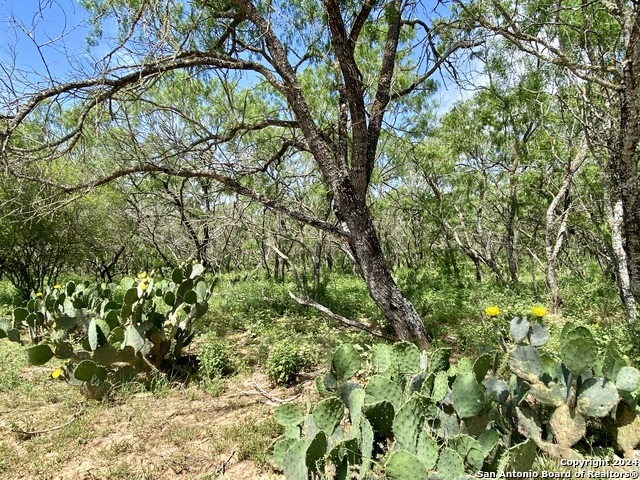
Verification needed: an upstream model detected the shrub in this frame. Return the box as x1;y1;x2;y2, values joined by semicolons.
198;340;233;378
266;340;309;386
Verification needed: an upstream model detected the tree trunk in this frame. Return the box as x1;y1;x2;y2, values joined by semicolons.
616;13;640;306
334;182;430;348
546;139;587;309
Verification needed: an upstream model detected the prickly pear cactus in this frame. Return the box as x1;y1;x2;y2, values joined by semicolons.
11;264;213;399
270;335;640;479
312;398;344;435
392;341;421;376
561;327;597;376
451;371;485;418
385;450;430;480
615;366;640;392
332;344;361;382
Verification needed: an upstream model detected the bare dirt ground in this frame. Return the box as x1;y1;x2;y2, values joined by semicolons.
0;365;306;480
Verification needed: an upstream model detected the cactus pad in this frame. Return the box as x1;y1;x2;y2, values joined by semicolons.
431;370;450;402
473;354;492;383
478;430;500;455
73;359;98;382
528;323;550;347
484;376;509;403
451;371;484;418
528;382;565;407
269;436;295;469
602;341;627;381
333;344;361;382
372;343;393;373
313;397;344;435
385;450;429;480
25;344;54;365
283;438;309;480
515;406;543;443
363;400;395;438
393;341;421;375
348;388;365;429
359;417;374;480
449;434;485;471
561;328;596;376
416;430;439;470
613;402;640;453
274;403;304;427
364;375;403;409
393;394;430;454
576;378;619;418
409;371;427;394
305;431;328;474
510;317;530;343
509;345;542;382
429;348;451;373
615;366;640;392
316;376;334;396
503;438;537;472
435;447;465;480
550;404;586;447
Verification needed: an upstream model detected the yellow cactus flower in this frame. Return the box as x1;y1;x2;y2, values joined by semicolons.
51;369;62;379
139;272;147;279
531;306;547;318
139;282;147;291
485;306;500;317
36;292;43;297
53;284;61;289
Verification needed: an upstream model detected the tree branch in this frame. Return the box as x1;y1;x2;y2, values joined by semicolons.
288;291;392;339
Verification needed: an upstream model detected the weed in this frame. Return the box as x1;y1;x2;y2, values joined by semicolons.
265;340;310;386
198;338;233;378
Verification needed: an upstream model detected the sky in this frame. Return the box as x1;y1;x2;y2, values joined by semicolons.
0;0;94;84
0;0;478;115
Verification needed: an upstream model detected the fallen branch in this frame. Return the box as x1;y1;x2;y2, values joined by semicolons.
11;407;84;440
288;291;392;340
235;382;301;406
214;448;236;476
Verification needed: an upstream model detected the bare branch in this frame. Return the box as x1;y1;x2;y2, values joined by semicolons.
288;291;392;339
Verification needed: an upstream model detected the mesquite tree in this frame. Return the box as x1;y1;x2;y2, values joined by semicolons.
0;0;479;345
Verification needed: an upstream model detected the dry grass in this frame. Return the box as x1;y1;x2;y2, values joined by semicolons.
0;341;313;480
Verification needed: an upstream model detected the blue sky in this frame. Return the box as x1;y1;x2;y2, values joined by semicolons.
0;0;94;84
0;0;474;114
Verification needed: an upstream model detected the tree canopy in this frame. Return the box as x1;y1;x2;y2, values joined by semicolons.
1;0;640;342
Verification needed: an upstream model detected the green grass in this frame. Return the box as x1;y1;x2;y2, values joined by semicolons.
0;263;637;479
